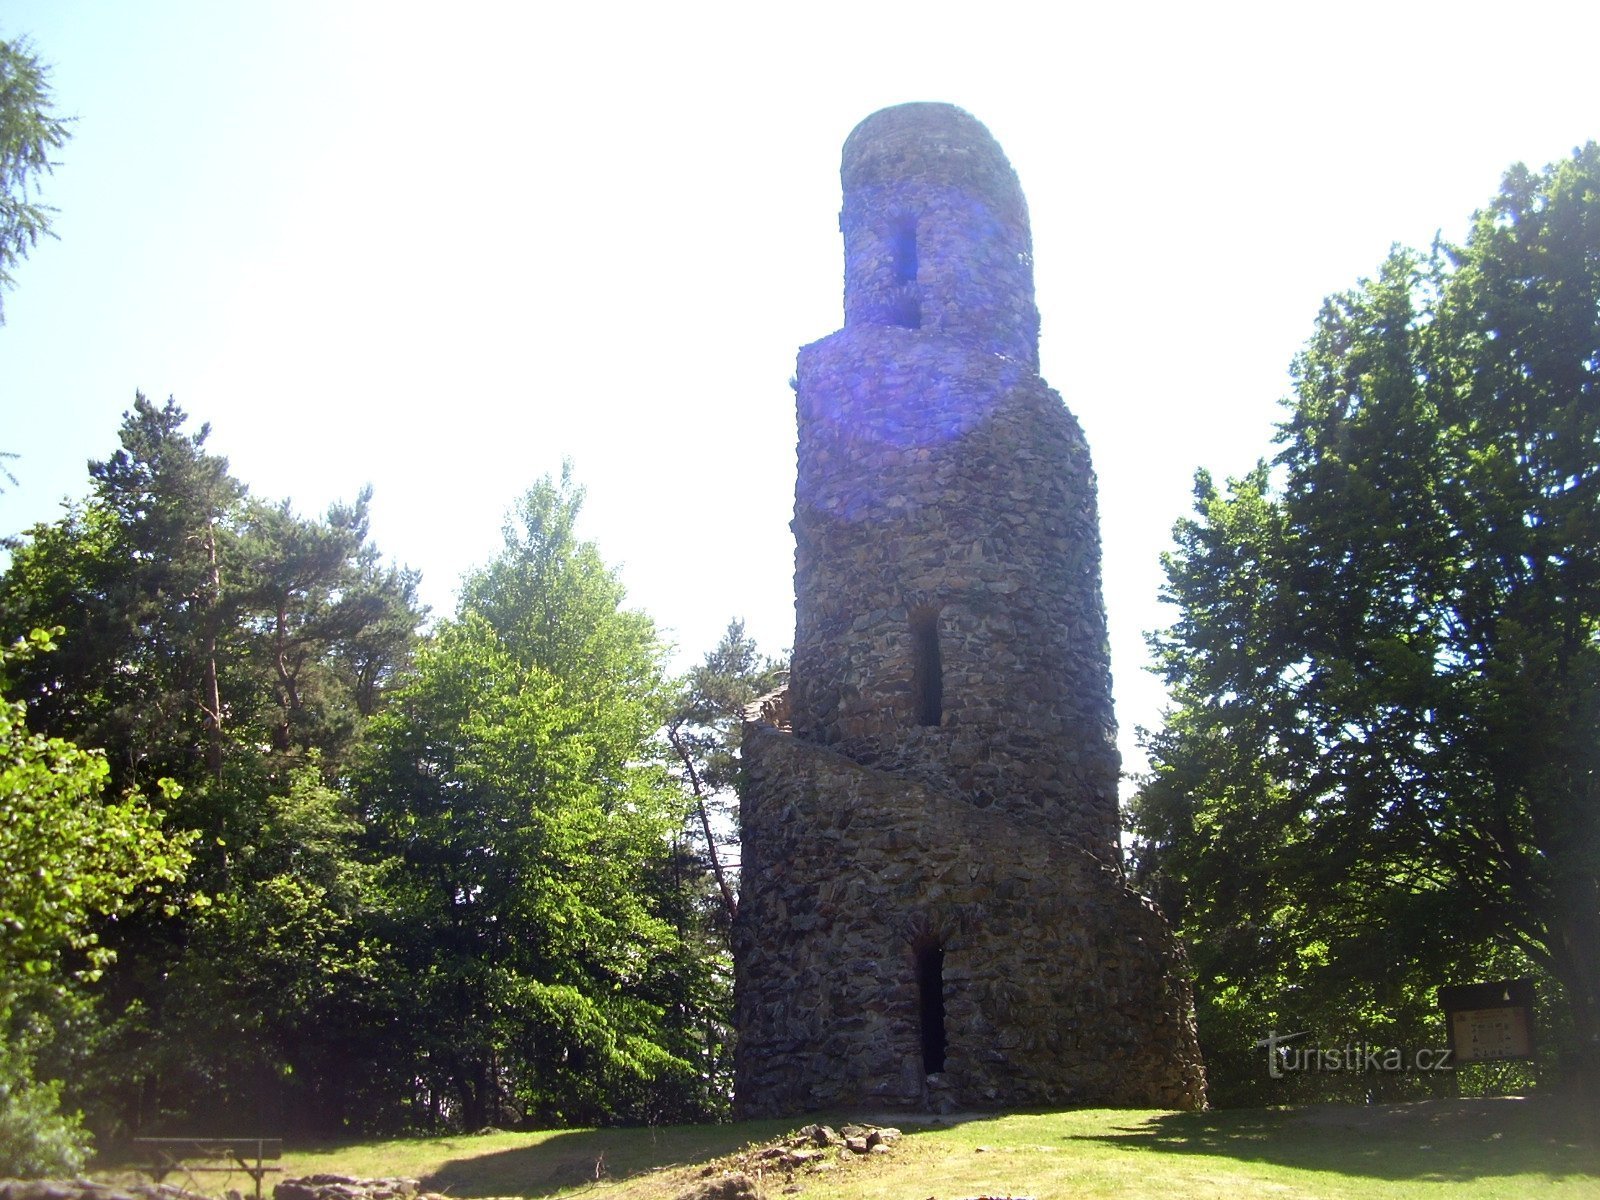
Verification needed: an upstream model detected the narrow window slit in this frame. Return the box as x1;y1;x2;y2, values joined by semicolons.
911;607;942;726
917;942;947;1075
886;215;921;328
891;215;918;283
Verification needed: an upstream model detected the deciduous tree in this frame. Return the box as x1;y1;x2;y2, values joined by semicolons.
0;628;190;1171
1134;144;1600;1099
361;469;714;1126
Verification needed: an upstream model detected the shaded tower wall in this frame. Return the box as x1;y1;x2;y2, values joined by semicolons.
735;724;1206;1114
788;102;1119;851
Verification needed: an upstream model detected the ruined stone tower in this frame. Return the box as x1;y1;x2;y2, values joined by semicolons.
733;103;1205;1116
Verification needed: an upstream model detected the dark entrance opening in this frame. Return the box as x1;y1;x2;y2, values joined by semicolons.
911;607;942;726
886;291;922;328
916;943;947;1075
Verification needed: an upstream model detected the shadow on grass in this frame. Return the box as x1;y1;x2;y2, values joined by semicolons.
1067;1097;1600;1184
416;1109;1002;1198
418;1119;802;1199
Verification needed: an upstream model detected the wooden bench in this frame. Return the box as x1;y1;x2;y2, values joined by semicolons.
133;1137;283;1200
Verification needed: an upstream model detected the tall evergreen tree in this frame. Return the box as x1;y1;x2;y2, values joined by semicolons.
0;36;70;322
667;619;785;930
0;396;424;1134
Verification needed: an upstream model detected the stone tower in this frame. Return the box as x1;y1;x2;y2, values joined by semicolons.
733;103;1205;1116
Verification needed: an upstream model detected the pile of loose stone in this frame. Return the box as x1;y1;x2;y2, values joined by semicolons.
272;1177;437;1200
765;1122;902;1163
0;1177;446;1200
677;1123;903;1200
0;1182;209;1200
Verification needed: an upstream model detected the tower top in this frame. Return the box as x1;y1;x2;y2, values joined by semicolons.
836;103;1039;365
841;103;1027;221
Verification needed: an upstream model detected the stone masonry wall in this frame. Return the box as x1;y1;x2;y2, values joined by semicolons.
734;723;1205;1115
789;325;1120;852
838;104;1039;367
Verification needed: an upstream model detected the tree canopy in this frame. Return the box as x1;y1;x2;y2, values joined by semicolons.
1;415;745;1142
359;469;715;1127
0;37;70;322
1134;144;1600;1101
0;396;428;1134
667;619;786;932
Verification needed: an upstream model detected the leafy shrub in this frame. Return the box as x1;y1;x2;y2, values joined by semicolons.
0;1047;91;1178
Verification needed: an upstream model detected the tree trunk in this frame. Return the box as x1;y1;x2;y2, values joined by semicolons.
200;518;225;782
668;725;737;925
270;600;300;752
1553;879;1600;1098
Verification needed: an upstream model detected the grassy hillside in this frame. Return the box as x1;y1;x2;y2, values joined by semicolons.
248;1099;1599;1200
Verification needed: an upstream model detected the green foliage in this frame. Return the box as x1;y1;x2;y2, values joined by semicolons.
0;1042;89;1178
235;489;423;745
2;395;243;788
661;620;785;1109
1;408;735;1133
0;629;190;1172
1;395;423;794
667;619;785;933
0;628;191;999
1134;144;1600;1102
0;396;425;1135
0;37;70;322
361;468;717;1127
671;619;786;799
97;759;395;1132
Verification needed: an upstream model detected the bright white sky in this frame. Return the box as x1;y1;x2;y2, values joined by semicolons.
3;1;1597;794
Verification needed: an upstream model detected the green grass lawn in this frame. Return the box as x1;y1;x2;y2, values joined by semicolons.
183;1098;1600;1200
